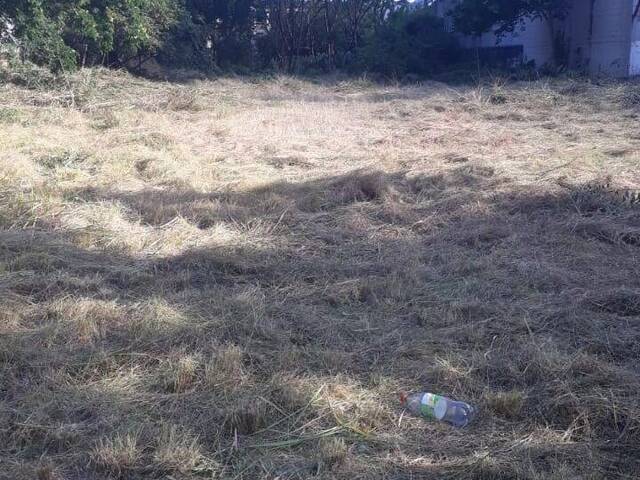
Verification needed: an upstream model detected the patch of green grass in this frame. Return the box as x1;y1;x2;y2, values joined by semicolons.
0;107;21;124
36;150;89;170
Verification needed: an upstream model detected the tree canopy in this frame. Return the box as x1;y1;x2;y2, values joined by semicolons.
1;0;181;71
0;0;576;75
1;0;465;75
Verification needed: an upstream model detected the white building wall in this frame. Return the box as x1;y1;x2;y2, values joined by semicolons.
432;0;555;67
566;0;592;70
433;0;636;76
461;17;555;67
630;0;640;75
589;0;633;76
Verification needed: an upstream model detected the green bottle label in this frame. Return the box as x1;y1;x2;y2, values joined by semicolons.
419;393;443;419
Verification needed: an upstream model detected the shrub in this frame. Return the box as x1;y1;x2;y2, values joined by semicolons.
353;8;461;77
1;0;181;72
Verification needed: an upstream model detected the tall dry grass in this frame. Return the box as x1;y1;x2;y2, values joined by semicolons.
1;66;640;479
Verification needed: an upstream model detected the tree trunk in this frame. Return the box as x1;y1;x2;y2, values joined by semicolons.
545;13;558;69
474;35;481;78
81;44;88;68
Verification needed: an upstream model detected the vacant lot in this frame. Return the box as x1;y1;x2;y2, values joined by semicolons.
1;68;640;479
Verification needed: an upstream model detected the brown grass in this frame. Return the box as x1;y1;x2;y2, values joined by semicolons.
1;66;640;479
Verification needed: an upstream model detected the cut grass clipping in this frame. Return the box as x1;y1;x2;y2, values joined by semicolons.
1;66;640;478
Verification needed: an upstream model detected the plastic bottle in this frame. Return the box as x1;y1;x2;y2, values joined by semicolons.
400;392;475;428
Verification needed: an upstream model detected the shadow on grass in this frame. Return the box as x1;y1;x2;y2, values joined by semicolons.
2;167;640;478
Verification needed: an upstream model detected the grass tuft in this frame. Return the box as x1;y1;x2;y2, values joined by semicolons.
92;432;141;476
205;344;246;393
158;353;201;393
485;390;526;420
153;425;203;474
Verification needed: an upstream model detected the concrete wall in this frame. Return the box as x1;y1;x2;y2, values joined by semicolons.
433;0;637;76
631;0;640;75
460;18;555;67
436;0;556;67
566;0;637;77
589;0;633;76
565;0;593;70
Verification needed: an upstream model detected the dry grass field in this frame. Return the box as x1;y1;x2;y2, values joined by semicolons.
1;66;640;479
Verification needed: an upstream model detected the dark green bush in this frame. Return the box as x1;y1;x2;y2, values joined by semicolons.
353;8;461;77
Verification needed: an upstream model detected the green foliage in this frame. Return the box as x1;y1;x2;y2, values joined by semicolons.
14;1;77;72
100;0;182;63
3;0;539;76
449;0;505;38
2;0;181;72
0;107;21;124
159;0;255;72
355;8;461;77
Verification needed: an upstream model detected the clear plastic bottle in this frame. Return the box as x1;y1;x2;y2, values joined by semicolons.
400;392;475;428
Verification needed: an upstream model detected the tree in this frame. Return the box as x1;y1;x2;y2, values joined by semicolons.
266;0;323;70
1;0;181;71
3;0;463;75
355;6;460;77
